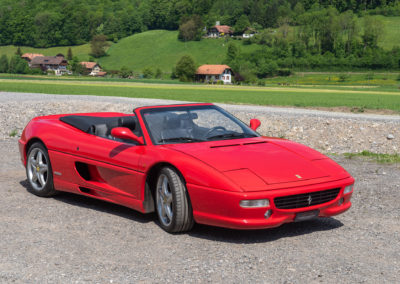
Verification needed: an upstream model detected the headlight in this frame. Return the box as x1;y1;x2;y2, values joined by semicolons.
240;199;270;208
344;184;354;194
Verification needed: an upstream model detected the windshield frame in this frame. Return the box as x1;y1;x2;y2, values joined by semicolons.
139;104;260;145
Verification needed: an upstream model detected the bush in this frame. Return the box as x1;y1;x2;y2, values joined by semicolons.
277;68;292;76
155;68;162;79
142;67;154;79
339;74;349;82
119;66;133;78
175;55;196;82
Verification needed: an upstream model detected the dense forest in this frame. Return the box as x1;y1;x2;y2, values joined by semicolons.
0;0;400;47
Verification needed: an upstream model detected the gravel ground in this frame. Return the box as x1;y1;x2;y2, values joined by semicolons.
0;92;400;283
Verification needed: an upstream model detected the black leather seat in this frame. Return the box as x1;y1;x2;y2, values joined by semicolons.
160;114;193;141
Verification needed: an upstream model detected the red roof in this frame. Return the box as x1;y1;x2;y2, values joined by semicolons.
21;53;44;61
196;65;231;75
96;71;107;77
214;25;232;34
30;56;67;65
80;62;98;69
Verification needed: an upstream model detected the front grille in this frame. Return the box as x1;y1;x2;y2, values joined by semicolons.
274;188;341;209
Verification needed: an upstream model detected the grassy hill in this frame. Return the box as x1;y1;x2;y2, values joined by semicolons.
372;16;400;50
0;15;399;72
98;30;259;72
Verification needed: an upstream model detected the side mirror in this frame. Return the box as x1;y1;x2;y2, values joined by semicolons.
111;127;144;145
249;119;261;131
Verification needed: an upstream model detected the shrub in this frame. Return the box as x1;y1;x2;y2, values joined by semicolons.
142;67;154;79
120;66;133;78
175;55;196;82
339;74;349;82
277;68;292;76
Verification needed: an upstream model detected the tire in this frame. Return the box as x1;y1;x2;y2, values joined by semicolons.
155;167;194;233
26;142;56;197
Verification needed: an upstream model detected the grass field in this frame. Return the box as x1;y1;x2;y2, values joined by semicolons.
0;78;399;113
265;72;400;87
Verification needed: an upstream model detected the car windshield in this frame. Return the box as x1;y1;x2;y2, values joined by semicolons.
140;105;259;145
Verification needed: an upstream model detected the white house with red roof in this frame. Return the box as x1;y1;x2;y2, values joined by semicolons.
208;22;233;38
196;64;233;84
79;62;106;76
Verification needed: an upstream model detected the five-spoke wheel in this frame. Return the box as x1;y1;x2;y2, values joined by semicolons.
26;142;56;197
155;167;194;233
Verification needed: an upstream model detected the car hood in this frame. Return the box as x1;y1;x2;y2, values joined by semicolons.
166;138;340;191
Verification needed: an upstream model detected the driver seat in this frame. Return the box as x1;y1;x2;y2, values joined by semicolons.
160;114;193;141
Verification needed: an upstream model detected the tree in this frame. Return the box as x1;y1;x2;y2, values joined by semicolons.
67;48;73;60
142;67;154;78
363;16;384;48
155;68;162;78
175;55;196;82
15;47;22;56
225;42;240;63
234;15;250;35
0;55;9;73
8;55;28;74
90;34;109;58
178;15;204;41
120;66;133;78
70;57;86;75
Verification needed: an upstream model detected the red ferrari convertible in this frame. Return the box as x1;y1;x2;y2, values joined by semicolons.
19;103;354;233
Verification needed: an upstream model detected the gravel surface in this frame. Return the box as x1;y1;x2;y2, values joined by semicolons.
1;92;400;283
1;92;399;154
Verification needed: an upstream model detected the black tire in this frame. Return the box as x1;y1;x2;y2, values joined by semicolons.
155;167;194;233
26;142;57;197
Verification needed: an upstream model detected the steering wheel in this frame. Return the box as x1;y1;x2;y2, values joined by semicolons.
204;126;227;138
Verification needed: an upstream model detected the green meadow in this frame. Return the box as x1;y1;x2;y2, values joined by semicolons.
0;78;399;113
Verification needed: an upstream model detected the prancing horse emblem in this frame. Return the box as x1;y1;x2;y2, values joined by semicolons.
295;174;302;179
307;195;312;205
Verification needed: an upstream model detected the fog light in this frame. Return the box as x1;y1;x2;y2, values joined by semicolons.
264;209;272;219
240;199;270;208
344;184;354;194
338;198;344;205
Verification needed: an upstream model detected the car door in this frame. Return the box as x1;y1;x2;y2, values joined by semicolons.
73;133;146;201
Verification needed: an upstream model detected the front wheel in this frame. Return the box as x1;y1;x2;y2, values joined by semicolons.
26;142;56;197
155;167;194;233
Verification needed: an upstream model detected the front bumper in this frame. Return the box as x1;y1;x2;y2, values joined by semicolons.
187;177;354;230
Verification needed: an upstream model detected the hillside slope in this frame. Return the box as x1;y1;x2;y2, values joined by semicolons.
0;16;399;72
98;30;259;72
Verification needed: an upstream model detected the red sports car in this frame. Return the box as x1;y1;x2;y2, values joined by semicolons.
19;103;354;233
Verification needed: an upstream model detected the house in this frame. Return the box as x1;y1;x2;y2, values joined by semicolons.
79;62;106;76
208;25;233;38
30;56;69;75
21;53;44;64
242;27;257;38
196;64;233;84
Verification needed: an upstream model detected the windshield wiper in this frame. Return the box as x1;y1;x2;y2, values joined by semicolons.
207;133;257;141
159;137;205;143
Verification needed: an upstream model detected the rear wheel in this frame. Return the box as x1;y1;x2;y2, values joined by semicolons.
26;142;56;197
155;167;194;233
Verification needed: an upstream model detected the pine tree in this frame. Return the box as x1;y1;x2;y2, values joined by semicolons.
15;47;22;56
67;48;73;60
